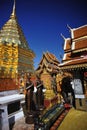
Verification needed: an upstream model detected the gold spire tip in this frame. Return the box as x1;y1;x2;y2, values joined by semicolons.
12;0;16;16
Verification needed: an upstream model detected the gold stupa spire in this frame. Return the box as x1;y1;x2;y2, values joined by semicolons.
10;0;16;18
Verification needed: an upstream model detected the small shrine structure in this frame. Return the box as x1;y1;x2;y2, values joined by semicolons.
36;51;60;108
59;24;87;110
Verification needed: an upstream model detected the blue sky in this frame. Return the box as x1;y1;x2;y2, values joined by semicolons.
0;0;87;69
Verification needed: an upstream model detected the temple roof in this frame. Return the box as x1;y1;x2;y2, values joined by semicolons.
60;24;87;70
36;51;60;74
63;25;87;53
59;55;87;69
71;25;87;39
0;0;34;54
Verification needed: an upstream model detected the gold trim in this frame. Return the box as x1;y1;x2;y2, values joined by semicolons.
72;48;87;53
60;63;87;70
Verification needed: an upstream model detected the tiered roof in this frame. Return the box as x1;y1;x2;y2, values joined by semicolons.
36;51;60;74
59;24;87;70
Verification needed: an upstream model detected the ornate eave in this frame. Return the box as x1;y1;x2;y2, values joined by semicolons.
72;48;87;53
60;56;87;71
60;63;87;71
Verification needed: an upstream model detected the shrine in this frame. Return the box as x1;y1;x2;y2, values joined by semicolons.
59;24;87;110
35;51;67;129
36;51;61;107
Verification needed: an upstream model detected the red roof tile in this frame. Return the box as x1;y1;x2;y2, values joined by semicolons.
72;25;87;39
72;38;87;51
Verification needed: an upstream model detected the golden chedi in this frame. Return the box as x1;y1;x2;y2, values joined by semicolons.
0;1;35;91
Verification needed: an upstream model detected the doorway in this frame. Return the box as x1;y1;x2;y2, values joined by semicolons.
61;76;75;107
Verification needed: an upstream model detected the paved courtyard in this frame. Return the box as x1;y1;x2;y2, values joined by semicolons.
58;108;87;130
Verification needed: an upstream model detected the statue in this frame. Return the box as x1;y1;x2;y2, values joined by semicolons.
25;75;46;124
25;78;36;124
36;80;44;109
34;77;46;127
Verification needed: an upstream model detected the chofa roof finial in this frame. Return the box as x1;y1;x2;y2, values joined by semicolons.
61;33;66;40
67;24;72;31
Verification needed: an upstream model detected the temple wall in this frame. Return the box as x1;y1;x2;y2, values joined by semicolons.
0;44;18;79
0;78;19;92
0;44;35;91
